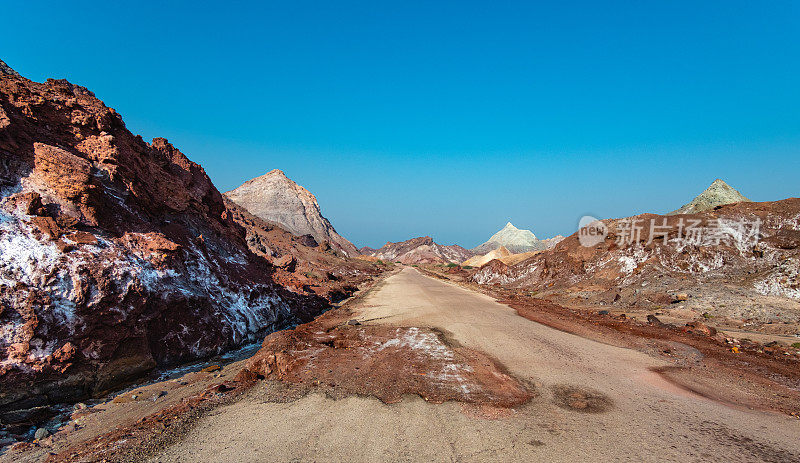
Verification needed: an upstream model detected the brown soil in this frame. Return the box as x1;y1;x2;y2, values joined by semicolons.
420;264;800;416
41;376;256;463
464;289;799;416
238;304;534;407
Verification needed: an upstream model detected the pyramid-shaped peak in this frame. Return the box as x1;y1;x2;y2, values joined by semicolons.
668;178;750;215
235;169;296;189
699;178;748;198
224;170;358;256
266;169;288;178
706;178;736;190
248;169;290;182
503;222;517;229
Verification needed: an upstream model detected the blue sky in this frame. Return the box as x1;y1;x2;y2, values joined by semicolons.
3;1;798;248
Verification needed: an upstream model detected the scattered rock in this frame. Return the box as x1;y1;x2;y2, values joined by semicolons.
685;321;717;337
216;383;235;393
552;385;613;413
29;216;63;239
296;234;319;248
67;231;98;246
273;254;297;271
598;310;610;315
73;402;87;411
671;293;689;303
647;314;665;326
34;428;49;440
346;319;361;326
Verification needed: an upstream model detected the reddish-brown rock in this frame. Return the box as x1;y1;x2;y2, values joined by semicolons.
0;60;330;427
473;199;800;318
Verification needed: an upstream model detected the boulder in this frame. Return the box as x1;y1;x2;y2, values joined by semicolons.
685;321;717;337
671;293;689;303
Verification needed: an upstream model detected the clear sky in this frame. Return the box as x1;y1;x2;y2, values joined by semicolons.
3;1;798;248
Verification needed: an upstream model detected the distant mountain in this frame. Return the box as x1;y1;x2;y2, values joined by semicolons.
668;179;751;215
369;236;474;264
473;222;563;254
462;246;512;267
223;197;381;302
225;170;359;256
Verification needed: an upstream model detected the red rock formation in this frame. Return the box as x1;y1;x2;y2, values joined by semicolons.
473;199;800;317
238;305;533;407
0;60;327;427
224;197;383;303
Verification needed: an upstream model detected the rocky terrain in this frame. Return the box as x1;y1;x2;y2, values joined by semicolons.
668;178;750;215
224;197;386;302
2;56;798;462
10;266;800;462
471;198;800;338
225;170;359;257
461;245;511;267
367;236;473;264
473;222;563;254
0;60;359;438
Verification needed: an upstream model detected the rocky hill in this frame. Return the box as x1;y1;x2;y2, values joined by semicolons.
669;179;751;215
0;59;328;428
462;246;511;267
473;198;800;329
224;197;384;302
369;236;473;264
473;222;563;254
225;170;359;257
359;246;377;255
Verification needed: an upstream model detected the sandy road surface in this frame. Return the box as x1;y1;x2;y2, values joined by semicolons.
153;268;800;462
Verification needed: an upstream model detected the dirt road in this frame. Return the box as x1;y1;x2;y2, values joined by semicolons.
152;268;800;462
